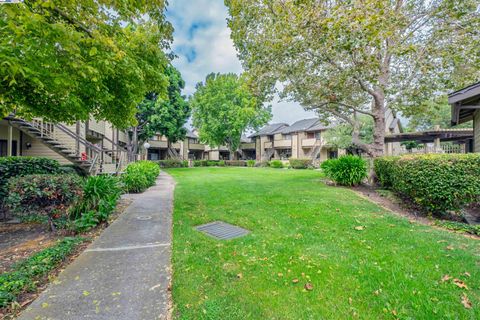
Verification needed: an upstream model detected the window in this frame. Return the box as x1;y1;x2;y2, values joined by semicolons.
0;140;18;157
315;132;321;140
306;132;315;139
283;134;291;140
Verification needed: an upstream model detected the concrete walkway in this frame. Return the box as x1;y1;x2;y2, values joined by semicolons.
19;172;175;320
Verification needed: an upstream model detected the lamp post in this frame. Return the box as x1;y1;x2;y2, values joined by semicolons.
143;142;151;160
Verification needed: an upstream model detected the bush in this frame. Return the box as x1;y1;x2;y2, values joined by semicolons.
122;161;160;193
58;164;86;176
156;159;189;168
193;160;208;167
289;158;312;169
269;160;284;168
206;160;225;167
6;174;83;230
0;157;60;205
321;155;367;186
0;237;84;307
247;160;256;167
225;160;247;167
70;175;122;232
254;160;269;167
374;154;480;214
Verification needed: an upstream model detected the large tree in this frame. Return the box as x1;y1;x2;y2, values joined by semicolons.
0;0;173;128
226;0;480;157
191;73;271;157
127;66;190;160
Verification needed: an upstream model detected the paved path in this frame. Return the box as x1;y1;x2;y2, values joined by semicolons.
19;172;175;320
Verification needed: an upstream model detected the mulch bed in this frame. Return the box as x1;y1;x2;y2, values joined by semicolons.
0;198;132;319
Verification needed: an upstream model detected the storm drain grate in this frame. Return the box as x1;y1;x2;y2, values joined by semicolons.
195;221;250;240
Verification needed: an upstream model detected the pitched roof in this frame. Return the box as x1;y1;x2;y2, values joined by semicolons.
278;118;327;134
249;123;288;137
185;129;198;139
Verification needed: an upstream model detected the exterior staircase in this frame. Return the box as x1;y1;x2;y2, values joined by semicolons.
262;148;275;161
7;117;127;175
167;147;182;160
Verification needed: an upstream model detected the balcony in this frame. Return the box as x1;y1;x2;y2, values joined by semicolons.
88;119;106;135
240;142;255;150
189;143;205;151
301;138;320;148
148;140;168;148
264;141;273;149
274;139;292;148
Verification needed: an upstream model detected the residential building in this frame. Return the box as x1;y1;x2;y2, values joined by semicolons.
250;118;341;162
449;82;480;152
0;116;129;174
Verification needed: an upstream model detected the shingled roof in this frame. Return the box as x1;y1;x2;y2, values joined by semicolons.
278;118;328;134
249;123;288;138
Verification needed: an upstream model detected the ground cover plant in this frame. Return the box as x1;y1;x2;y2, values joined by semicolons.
269;159;283;168
156;159;189;168
0;237;84;308
167;167;479;319
374;154;480;216
289;158;312;169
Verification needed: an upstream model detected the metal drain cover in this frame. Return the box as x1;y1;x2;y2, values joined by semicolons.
196;221;250;240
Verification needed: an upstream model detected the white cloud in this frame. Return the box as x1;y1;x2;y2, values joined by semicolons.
166;0;315;125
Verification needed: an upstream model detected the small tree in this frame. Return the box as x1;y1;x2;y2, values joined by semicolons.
127;66;190;160
190;73;271;158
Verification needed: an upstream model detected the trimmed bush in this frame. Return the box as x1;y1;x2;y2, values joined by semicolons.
374;154;480;214
321;155;367;186
70;175;122;232
269;160;284;168
254;160;269;167
122;161;160;193
225;160;247;167
247;160;256;167
0;157;60;204
205;160;226;167
289;158;312;169
0;237;84;307
156;159;189;168
6;174;83;230
193;160;208;167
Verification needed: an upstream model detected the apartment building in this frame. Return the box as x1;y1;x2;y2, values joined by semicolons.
0;116;129;174
251;118;341;162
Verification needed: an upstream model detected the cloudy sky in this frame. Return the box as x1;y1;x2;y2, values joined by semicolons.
165;0;316;125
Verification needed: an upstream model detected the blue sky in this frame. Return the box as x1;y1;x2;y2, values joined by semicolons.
165;0;316;125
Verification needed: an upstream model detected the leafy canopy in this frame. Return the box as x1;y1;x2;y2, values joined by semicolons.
137;66;191;143
191;73;271;151
226;0;480;156
0;0;173;128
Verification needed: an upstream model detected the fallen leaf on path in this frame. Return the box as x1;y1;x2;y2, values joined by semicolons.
453;279;468;289
461;293;472;309
304;283;314;291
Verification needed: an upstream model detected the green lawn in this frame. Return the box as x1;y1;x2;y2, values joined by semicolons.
167;167;479;319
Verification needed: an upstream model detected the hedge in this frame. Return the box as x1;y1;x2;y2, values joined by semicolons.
269;160;284;168
289;158;312;169
374;154;480;214
0;157;60;204
155;159;188;168
225;160;247;167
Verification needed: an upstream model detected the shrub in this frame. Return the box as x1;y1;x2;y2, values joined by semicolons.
193;160;208;167
0;157;60;205
321;155;367;186
6;174;83;230
206;160;226;167
0;237;84;307
58;164;86;176
247;160;256;167
122;161;160;193
225;160;247;167
156;159;189;168
70;175;122;232
289;158;312;169
269;160;284;168
254;160;269;167
374;154;480;214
